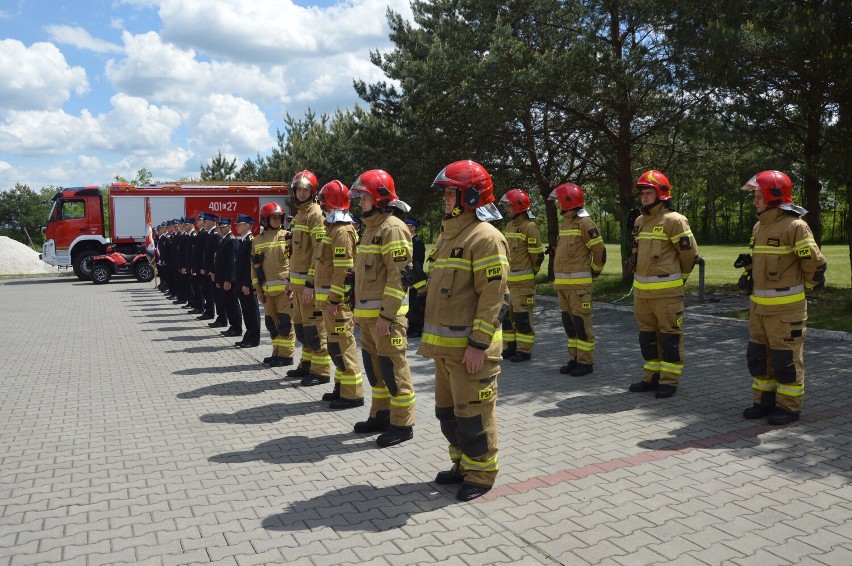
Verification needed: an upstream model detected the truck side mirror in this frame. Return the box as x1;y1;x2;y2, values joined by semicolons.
40;226;46;234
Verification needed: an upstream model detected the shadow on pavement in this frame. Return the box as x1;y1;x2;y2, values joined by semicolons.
152;334;218;342
200;400;329;424
141;325;200;332
209;432;375;465
165;345;237;354
178;378;291;398
0;277;76;285
262;483;455;532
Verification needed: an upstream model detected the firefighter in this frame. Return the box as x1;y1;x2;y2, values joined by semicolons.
738;171;826;425
548;183;606;375
350;169;416;447
204;214;229;328
214;217;242;338
627;170;698;398
417;160;509;502
189;212;208;315
310;180;364;409
181;218;199;311
234;214;260;348
287;170;332;386
498;188;545;363
253;202;296;367
195;213;217;320
405;217;427;338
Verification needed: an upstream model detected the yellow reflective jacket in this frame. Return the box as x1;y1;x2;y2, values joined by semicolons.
503;215;544;285
417;211;509;360
312;221;357;305
631;202;698;299
289;201;325;285
553;213;606;288
748;207;826;313
252;227;290;296
354;212;413;321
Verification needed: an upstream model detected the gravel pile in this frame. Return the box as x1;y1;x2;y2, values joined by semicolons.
0;236;62;275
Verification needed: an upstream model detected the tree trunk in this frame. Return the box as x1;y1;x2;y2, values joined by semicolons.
802;95;823;246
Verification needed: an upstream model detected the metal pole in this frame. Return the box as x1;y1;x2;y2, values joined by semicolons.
696;256;706;303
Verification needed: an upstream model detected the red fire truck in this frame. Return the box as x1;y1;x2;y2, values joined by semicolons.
41;182;290;280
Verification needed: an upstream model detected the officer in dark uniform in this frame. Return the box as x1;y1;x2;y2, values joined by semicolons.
164;221;178;299
214;217;242;337
205;215;228;328
234;214;260;347
172;218;190;305
188;213;207;314
195;213;217;320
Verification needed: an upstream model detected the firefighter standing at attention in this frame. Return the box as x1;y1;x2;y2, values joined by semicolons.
350;169;417;448
548;183;606;376
288;170;332;386
627;170;698;399
253;202;296;367
418;160;509;502
310;180;364;410
498;188;544;363
738;170;826;425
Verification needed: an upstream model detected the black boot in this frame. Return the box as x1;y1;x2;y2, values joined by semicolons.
300;374;330;387
268;356;293;367
329;397;364;410
501;343;517;360
286;362;311;378
655;384;677;398
376;425;413;447
767;407;800;426
743;392;776;419
354;410;390;434
322;382;341;402
435;464;464;485
510;352;532;363
629;373;660;392
570;363;593;377
559;359;577;375
456;482;491;502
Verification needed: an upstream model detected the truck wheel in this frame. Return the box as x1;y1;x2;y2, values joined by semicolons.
73;250;98;280
91;265;112;285
134;262;154;283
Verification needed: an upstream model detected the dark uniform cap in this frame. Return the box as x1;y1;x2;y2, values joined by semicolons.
236;213;254;224
404;217;419;228
218;216;232;226
199;212;217;221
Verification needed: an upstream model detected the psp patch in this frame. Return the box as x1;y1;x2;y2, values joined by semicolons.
797;247;811;258
334;246;346;256
525;296;535;306
527;237;537;245
679;236;692;250
390;337;403;346
334;325;346;334
485;265;503;280
478;388;494;401
653;225;665;234
582;302;591;309
588;228;599;239
391;248;407;258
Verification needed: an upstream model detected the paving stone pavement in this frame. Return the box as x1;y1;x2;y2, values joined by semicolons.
1;275;851;566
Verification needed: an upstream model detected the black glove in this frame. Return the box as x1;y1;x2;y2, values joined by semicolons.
400;264;415;289
626;253;637;273
812;262;827;290
734;253;752;269
738;271;753;294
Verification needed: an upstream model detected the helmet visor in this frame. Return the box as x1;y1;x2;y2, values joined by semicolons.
740;175;760;192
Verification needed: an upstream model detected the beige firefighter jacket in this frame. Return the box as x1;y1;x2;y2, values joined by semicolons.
417;211;510;360
748;207;826;314
252;226;290;296
353;212;412;321
503;215;545;285
289;201;325;285
553;213;606;288
310;221;357;305
631;202;698;299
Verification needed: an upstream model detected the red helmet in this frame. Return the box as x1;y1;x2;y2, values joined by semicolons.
291;170;318;193
318;180;350;211
740;170;793;208
635;170;671;201
431;160;494;210
260;202;284;227
350;169;398;209
500;188;531;213
549;183;585;210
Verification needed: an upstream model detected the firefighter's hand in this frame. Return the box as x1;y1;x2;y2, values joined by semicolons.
626;253;637;273
326;303;339;317
180;268;187;274
375;317;391;337
209;273;215;281
242;286;250;296
223;281;231;291
302;287;314;305
256;292;265;304
463;346;486;374
200;269;206;275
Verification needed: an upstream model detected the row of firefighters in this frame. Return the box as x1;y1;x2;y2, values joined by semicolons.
152;163;827;502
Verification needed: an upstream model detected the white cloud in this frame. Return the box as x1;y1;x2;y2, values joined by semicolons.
0;39;89;112
191;94;274;154
45;25;123;53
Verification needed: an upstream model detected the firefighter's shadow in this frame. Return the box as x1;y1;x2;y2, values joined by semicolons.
128;307;176;312
165;345;231;354
177;378;290;398
152;334;218;342
533;390;656;418
209;432;374;465
262;483;453;533
142;326;199;332
132;313;185;319
200;401;328;424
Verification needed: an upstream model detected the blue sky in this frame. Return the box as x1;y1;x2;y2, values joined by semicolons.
0;0;413;189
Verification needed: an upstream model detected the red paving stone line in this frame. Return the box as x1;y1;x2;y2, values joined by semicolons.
478;403;852;502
